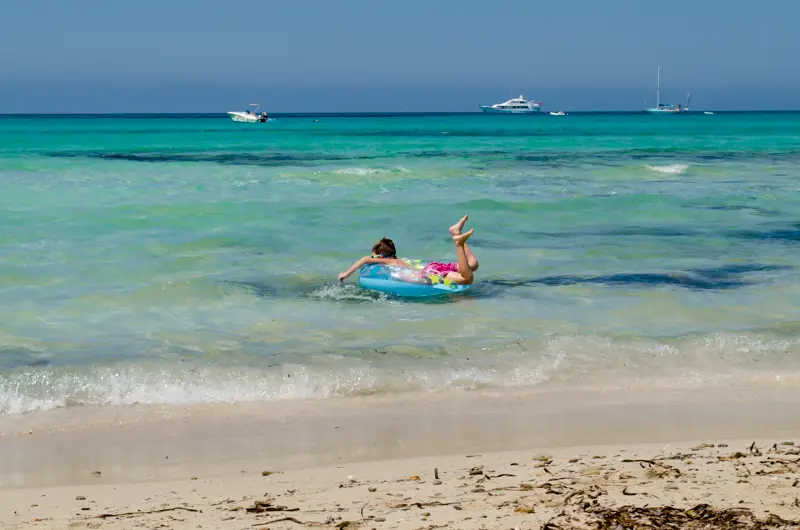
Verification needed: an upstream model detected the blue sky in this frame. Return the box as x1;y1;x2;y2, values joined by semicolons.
1;0;798;112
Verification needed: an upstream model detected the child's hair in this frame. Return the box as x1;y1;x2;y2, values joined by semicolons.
372;237;397;258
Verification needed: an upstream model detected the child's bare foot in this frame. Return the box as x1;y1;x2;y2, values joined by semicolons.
452;228;473;246
449;215;469;236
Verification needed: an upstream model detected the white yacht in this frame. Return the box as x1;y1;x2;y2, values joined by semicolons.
480;95;542;114
228;103;271;123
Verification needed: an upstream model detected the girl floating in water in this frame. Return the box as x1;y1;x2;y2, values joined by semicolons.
338;215;479;285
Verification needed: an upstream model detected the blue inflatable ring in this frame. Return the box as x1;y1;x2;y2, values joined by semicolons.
358;262;471;298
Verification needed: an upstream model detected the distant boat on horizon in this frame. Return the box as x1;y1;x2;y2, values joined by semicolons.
228;103;272;123
644;67;689;114
480;95;542;114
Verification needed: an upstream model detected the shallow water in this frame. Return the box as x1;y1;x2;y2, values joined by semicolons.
2;112;800;414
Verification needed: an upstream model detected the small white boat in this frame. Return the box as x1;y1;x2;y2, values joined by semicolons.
480;95;542;114
704;111;714;115
228;103;271;123
549;111;566;116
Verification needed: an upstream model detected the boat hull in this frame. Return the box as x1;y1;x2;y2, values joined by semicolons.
228;112;263;123
644;108;680;114
479;106;541;114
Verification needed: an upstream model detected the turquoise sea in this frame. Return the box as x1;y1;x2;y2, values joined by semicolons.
2;112;800;415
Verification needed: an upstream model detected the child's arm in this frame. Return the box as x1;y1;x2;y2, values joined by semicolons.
338;256;388;282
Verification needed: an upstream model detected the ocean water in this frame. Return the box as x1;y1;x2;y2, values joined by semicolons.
2;112;800;415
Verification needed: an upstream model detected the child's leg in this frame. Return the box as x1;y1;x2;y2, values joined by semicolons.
449;215;479;271
447;229;474;285
463;243;479;271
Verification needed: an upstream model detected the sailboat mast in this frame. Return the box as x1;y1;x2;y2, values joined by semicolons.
657;66;660;108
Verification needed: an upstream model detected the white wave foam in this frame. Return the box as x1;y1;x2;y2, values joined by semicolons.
334;167;384;175
0;357;554;416
332;166;411;176
646;164;689;174
308;283;390;302
3;331;799;416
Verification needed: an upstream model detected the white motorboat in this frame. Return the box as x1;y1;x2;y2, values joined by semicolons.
549;111;566;116
228;103;270;123
480;95;542;114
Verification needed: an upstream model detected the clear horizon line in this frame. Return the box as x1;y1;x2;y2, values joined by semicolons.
2;109;800;117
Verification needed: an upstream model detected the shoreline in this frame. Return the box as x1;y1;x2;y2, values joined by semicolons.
2;384;800;484
3;356;797;417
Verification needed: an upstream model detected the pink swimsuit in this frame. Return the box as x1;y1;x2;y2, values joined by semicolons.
422;261;459;277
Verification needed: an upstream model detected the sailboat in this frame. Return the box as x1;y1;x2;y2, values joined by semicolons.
644;67;683;114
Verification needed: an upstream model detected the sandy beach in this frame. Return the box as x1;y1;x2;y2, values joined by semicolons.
2;439;800;529
2;386;800;529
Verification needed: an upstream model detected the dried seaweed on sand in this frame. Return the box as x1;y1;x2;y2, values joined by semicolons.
545;503;799;530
